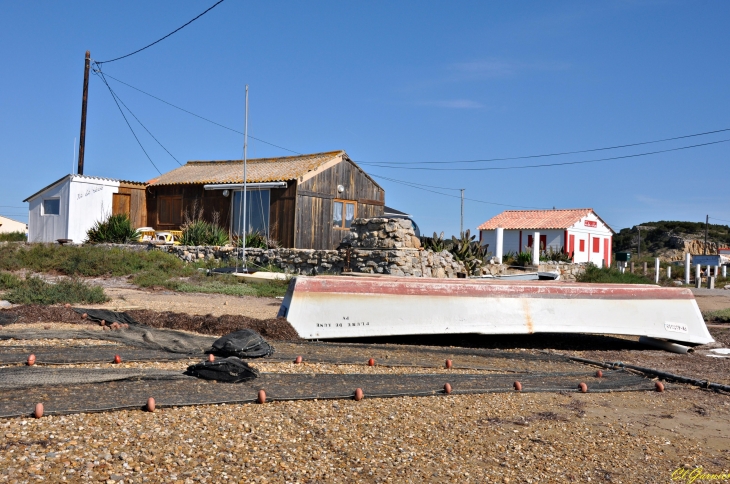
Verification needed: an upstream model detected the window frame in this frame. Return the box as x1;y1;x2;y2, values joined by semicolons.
42;198;60;216
332;199;357;230
579;239;586;252
592;237;601;253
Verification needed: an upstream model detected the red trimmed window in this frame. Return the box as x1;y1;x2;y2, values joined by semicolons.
593;237;600;253
579;240;585;252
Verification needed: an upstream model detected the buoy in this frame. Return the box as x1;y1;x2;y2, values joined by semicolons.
595;370;603;378
655;381;665;392
445;359;452;369
146;397;155;412
513;381;522;392
579;382;588;393
367;358;375;367
27;354;36;366
64;303;71;308
34;403;43;418
444;383;452;394
113;355;121;364
294;356;302;364
207;354;215;362
354;388;364;401
101;320;107;326
257;390;267;404
81;313;88;319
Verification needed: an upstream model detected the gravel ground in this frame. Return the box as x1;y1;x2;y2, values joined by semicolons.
1;389;728;483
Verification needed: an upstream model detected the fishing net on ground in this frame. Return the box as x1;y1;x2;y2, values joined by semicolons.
210;329;274;358
186;357;260;383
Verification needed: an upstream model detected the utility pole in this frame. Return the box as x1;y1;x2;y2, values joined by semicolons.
637;226;641;259
460;189;464;235
704;214;709;255
77;51;91;176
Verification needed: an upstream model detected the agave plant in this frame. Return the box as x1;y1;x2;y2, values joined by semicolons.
86;213;139;244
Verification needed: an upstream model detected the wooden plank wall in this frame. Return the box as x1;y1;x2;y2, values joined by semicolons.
296;159;384;249
147;185;231;231
118;184;147;228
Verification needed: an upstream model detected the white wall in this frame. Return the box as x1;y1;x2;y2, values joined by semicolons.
67;177;119;243
28;177;70;243
481;229;565;255
0;216;27;234
27;176;120;243
567;213;613;267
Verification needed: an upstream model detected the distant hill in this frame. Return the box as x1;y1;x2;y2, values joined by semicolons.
613;220;730;260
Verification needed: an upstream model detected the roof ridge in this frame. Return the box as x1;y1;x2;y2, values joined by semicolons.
185;150;344;165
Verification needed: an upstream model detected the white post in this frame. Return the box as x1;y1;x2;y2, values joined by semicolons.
684;253;691;285
654;258;660;284
532;231;540;266
695;263;701;288
667;266;671;279
723;266;727;278
714;265;719;277
706;265;711;278
708;276;715;290
495;227;504;265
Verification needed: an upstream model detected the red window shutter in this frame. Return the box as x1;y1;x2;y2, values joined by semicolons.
540;235;547;250
579;239;585;252
527;235;533;248
593;237;600;253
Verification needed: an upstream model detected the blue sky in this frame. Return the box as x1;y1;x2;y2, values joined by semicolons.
1;1;729;235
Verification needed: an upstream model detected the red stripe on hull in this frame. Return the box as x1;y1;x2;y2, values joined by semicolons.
294;276;695;300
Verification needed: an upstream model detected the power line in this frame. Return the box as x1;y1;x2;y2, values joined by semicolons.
93;69;162;174
96;0;226;64
370;174;462;191
94;67;182;166
369;173;545;209
99;71;302;155
356;128;730;166
359;139;730;172
709;216;730;224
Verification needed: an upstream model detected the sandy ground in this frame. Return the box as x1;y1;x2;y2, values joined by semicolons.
92;286;282;320
1;285;730;482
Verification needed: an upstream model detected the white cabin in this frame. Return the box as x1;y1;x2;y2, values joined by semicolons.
478;208;615;267
0;215;27;234
24;175;146;244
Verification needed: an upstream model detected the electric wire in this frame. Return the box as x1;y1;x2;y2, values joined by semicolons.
359;139;730;172
92;69;162;175
96;0;226;64
100;72;302;155
369;173;546;209
356;128;730;166
94;68;182;166
709;216;730;225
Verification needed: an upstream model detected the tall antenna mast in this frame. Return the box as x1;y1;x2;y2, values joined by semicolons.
77;51;90;176
241;85;249;271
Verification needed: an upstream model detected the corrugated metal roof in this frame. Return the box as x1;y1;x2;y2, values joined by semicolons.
148;150;347;186
478;209;607;231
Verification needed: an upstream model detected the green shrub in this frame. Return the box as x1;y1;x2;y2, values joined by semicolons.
3;275;108;305
0;271;23;289
0;231;27;242
180;217;230;246
86;213;139;244
704;308;730;323
236;231;269;249
576;263;653;284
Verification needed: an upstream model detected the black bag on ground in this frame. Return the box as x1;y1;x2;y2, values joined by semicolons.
186;357;259;383
210;329;274;358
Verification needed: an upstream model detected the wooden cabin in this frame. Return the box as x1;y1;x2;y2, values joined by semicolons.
146;151;385;249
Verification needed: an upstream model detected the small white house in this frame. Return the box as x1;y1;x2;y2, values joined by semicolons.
478;208;615;267
24;175;146;243
0;215;27;234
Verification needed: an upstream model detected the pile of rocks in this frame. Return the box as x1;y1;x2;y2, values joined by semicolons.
342;218;421;249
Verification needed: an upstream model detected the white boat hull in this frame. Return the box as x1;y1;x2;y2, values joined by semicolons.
277;276;714;345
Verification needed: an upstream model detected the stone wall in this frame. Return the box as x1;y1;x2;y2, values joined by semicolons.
342;218;421;249
157;245;466;278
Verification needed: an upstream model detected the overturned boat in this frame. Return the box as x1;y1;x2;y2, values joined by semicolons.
277;275;714;345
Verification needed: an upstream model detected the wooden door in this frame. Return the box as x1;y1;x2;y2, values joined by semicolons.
112;193;131;217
